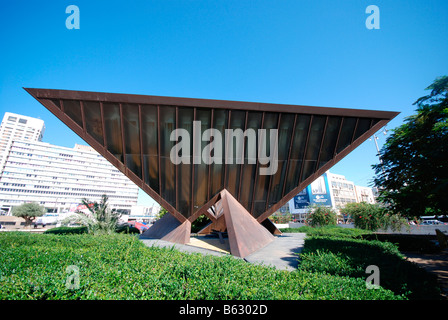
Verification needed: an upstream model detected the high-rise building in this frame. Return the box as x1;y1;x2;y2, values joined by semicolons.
0;112;45;171
0;112;139;215
0;140;139;214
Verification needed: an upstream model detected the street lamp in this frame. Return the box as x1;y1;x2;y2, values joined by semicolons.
369;127;388;164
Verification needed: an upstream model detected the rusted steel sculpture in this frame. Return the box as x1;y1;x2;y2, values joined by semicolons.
25;88;398;257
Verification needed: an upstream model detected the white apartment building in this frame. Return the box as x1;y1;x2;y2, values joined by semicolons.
0;112;45;171
326;171;358;209
354;185;376;204
0;140;139;215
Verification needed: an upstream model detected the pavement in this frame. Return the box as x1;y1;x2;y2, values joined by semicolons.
140;233;307;271
405;249;448;298
244;233;306;271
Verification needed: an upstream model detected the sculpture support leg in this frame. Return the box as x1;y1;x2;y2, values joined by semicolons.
142;189;276;258
220;190;275;258
141;212;191;244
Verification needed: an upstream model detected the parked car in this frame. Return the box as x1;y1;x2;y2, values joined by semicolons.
421;220;443;225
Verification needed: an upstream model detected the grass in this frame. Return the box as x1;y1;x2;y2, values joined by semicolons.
0;232;402;300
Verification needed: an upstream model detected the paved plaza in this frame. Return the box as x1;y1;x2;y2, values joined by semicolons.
140;233;307;271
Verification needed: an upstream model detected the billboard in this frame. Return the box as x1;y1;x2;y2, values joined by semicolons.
290;173;333;213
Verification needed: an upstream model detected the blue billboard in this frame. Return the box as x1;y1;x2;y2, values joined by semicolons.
291;173;333;212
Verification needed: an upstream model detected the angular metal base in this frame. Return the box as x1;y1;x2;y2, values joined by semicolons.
197;189;275;258
219;190;275;258
141;212;191;244
261;218;283;236
142;189;276;258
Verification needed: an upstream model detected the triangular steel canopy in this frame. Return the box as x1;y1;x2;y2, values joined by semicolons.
25;88;398;256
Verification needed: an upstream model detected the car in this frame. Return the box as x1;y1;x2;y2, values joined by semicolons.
421;220;443;225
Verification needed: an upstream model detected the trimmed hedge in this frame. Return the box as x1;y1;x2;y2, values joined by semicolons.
297;236;442;300
0;232;401;300
44;224;141;235
362;233;440;253
280;225;372;238
281;226;442;253
44;226;88;235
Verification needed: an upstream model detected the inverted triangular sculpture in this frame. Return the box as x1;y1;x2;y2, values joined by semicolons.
25;88;399;256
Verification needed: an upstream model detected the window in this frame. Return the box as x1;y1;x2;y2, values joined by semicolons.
18;119;27;124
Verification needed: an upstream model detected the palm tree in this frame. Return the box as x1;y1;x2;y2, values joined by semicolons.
63;195;121;234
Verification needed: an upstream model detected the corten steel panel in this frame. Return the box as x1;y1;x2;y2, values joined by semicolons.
24;88;399;226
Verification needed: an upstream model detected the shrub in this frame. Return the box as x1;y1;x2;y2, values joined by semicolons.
45;224;141;235
61;195;120;235
44;226;88;235
362;233;441;253
115;223;141;234
280;225;372;238
191;215;211;233
342;202;384;231
306;205;338;227
341;202;408;232
297;236;441;300
270;211;292;224
0;233;402;300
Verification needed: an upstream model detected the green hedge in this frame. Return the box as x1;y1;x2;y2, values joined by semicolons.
44;224;141;235
44;226;88;235
0;232;401;300
361;233;440;253
280;225;372;238
297;236;441;300
281;226;441;253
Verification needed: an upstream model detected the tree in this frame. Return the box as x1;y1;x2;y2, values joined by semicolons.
156;207;168;220
373;76;448;218
306;204;338;227
62;195;120;234
12;202;45;227
341;202;408;232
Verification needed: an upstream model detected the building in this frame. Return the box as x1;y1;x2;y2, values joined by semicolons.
0;139;139;215
0;112;45;171
26;87;398;258
126;204;161;223
288;172;334;222
288;170;377;222
327;171;358;209
354;185;376;204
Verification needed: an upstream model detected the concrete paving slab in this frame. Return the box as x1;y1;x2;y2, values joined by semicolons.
244;233;306;271
140;237;229;257
139;232;306;271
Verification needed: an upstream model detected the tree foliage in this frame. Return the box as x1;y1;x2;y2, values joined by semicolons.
341;202;408;232
373;76;448;218
62;195;120;234
306;204;338;227
156;207;168;220
11;202;45;227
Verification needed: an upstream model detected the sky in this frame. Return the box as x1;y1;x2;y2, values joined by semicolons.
1;1;447;207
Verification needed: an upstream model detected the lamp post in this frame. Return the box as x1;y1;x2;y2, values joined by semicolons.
370;127;388;166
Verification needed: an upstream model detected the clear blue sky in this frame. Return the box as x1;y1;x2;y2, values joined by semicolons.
1;1;447;207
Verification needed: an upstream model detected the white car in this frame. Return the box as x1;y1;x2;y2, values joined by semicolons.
35;213;59;226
